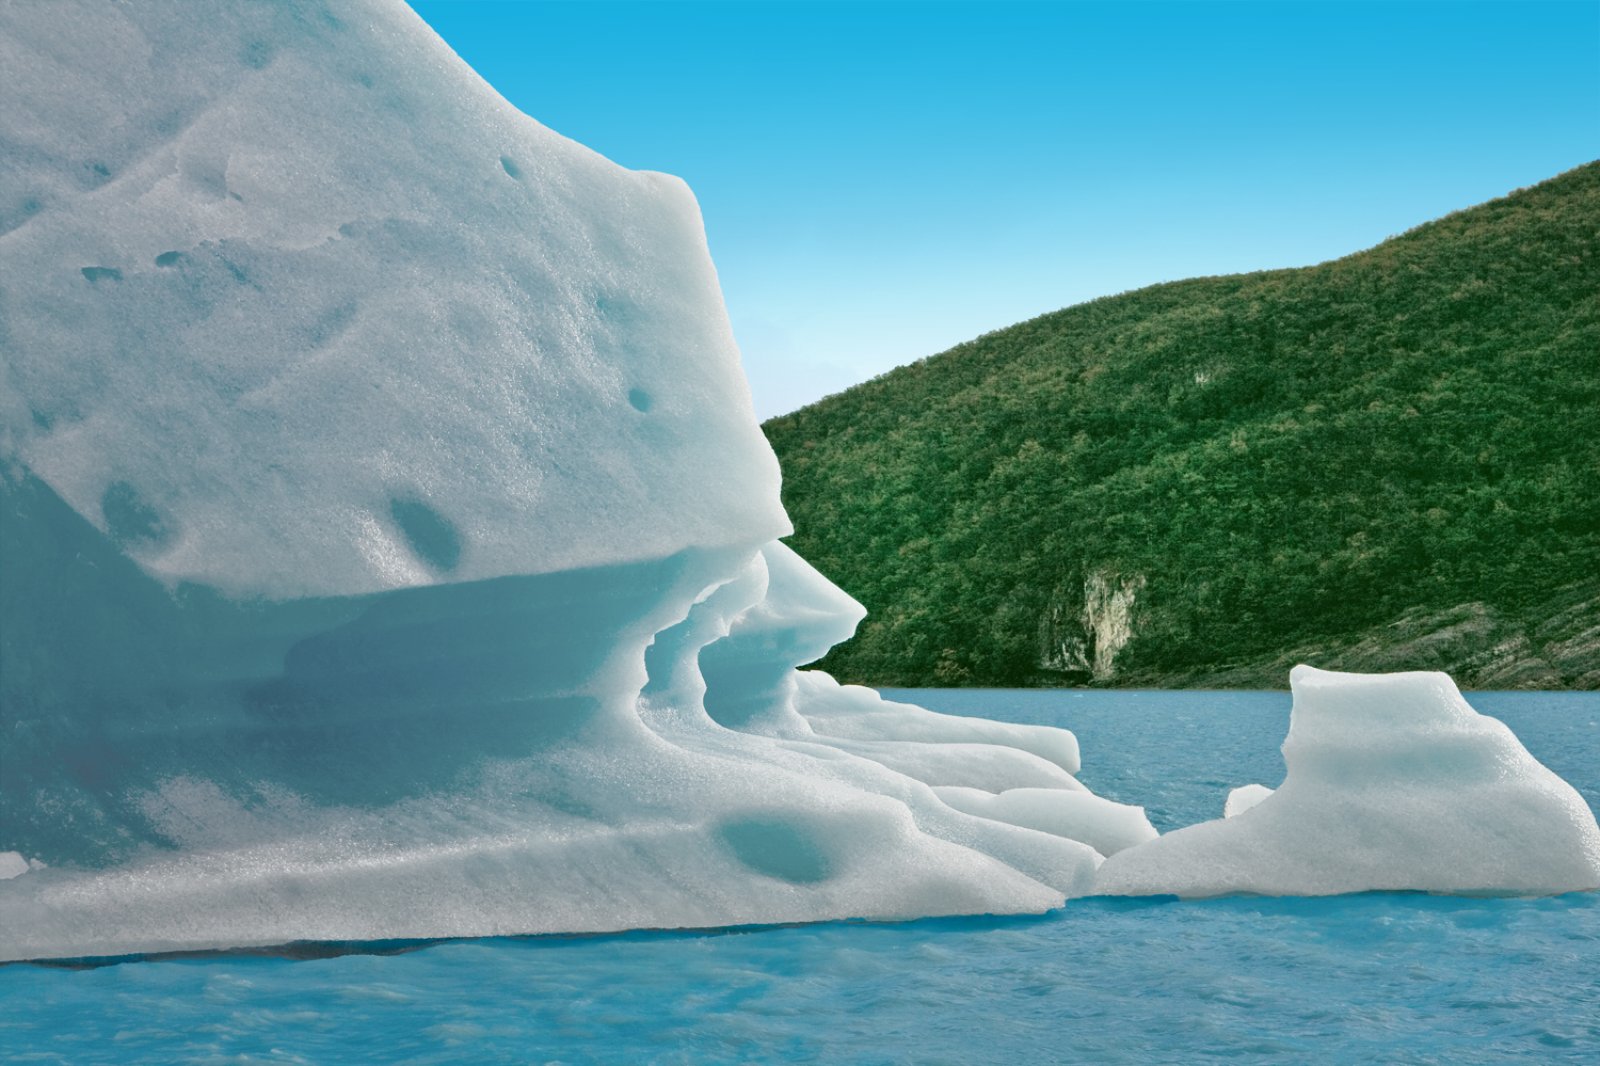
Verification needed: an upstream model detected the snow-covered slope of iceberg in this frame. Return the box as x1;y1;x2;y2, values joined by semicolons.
1094;666;1600;898
0;0;786;598
0;0;1123;962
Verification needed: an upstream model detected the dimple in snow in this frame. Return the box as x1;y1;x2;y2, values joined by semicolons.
0;0;1595;963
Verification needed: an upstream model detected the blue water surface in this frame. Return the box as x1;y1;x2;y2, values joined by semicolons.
3;690;1597;1064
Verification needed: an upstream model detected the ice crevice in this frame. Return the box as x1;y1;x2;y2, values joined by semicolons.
2;0;1598;962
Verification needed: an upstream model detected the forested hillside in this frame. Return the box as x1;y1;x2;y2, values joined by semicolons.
764;162;1600;688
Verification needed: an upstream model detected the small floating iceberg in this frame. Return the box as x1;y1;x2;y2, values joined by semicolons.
1094;665;1600;898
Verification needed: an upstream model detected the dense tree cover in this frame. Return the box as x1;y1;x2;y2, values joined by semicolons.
763;162;1600;687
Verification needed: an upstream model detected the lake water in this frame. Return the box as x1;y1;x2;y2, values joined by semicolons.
3;689;1597;1064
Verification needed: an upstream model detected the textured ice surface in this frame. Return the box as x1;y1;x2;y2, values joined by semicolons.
1223;784;1274;819
0;0;786;598
0;0;1115;962
932;787;1158;857
1094;667;1600;898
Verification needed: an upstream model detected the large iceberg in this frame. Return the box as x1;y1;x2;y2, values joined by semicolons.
0;0;1121;962
1;1;1595;963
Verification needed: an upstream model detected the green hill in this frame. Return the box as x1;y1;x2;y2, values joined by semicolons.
763;162;1600;689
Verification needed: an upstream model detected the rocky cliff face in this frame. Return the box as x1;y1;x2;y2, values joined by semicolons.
1039;570;1146;682
1120;581;1600;689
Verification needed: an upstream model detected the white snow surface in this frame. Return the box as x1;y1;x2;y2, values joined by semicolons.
1;1;1596;962
1094;667;1600;898
0;0;786;598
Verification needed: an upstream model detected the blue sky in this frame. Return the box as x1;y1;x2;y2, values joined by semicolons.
408;1;1600;419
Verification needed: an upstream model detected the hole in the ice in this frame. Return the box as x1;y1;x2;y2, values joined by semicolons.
308;302;357;347
627;388;653;413
500;155;522;180
154;251;186;268
242;39;274;70
152;109;184;137
594;295;642;324
390;497;462;573
81;266;122;284
0;197;43;238
84;161;112;188
719;816;834;884
102;481;172;550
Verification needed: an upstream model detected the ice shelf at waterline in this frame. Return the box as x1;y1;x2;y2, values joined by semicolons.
1;0;1596;962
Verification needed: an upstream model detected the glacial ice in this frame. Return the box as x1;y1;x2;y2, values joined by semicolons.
932;787;1158;858
1094;667;1600;897
1;1;1596;963
0;0;1109;962
1223;784;1274;819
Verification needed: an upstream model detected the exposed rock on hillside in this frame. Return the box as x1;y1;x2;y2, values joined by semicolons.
1132;583;1600;689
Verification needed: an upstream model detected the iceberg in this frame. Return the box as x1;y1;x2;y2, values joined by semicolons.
1;1;1595;963
1094;667;1600;898
0;0;1109;962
